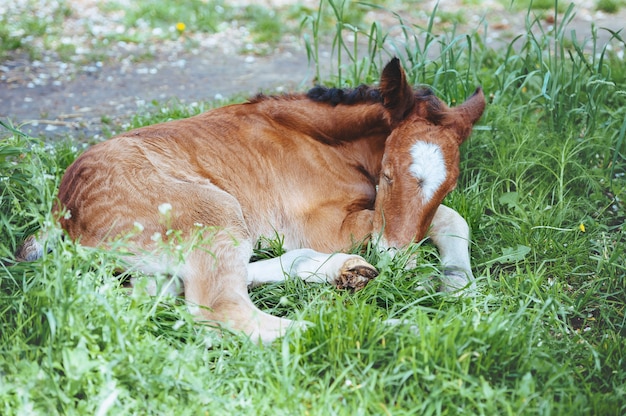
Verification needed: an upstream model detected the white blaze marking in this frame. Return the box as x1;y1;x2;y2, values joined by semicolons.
409;142;447;203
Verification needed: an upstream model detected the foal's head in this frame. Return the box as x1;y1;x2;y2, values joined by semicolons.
373;58;486;248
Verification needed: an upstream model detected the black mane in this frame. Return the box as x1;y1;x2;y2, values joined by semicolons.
306;84;440;107
306;84;382;106
249;84;444;125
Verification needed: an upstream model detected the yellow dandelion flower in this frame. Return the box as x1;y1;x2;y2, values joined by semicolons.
175;22;186;33
579;223;586;232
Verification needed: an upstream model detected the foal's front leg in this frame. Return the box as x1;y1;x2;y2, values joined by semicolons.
428;204;475;291
247;249;378;290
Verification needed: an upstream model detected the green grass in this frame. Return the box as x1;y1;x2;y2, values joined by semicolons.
1;0;625;414
0;0;325;60
0;0;72;60
508;0;568;12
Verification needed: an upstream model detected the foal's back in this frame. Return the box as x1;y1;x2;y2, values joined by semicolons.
57;94;389;250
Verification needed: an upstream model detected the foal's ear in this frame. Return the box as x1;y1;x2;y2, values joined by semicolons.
380;58;416;126
444;87;486;143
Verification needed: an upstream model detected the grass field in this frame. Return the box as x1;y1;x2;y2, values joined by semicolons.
1;1;625;414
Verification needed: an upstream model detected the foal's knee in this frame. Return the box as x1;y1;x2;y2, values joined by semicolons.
428;205;475;292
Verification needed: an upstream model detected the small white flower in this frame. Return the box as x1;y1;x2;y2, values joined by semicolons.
151;232;162;242
133;222;144;232
158;203;172;215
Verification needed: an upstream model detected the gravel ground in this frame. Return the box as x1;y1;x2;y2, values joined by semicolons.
1;0;624;140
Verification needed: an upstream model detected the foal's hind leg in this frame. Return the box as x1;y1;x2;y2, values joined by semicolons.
130;181;294;344
124;231;293;344
181;234;293;344
247;249;378;291
428;204;475;291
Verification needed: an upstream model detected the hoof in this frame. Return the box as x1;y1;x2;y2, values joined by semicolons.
440;267;475;294
335;257;378;291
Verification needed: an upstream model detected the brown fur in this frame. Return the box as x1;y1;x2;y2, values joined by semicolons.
17;58;485;342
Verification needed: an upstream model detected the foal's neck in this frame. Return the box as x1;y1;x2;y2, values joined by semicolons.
251;95;391;146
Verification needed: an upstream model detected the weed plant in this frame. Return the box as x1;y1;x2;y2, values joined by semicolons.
1;0;625;414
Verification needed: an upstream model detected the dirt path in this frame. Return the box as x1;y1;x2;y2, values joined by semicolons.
2;46;315;140
1;0;624;140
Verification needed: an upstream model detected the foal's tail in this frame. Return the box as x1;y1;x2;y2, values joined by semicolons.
14;234;46;262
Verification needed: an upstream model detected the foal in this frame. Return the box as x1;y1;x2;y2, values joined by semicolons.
17;58;485;343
